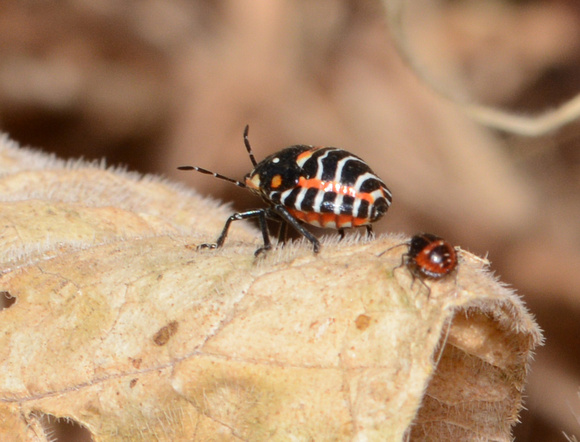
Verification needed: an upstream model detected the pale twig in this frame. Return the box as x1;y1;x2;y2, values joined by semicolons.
382;0;580;136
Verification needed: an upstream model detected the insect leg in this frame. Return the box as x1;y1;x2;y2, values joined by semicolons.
198;209;271;254
338;229;345;240
412;275;432;299
271;205;321;253
365;225;374;238
254;210;273;256
392;252;407;276
276;220;289;245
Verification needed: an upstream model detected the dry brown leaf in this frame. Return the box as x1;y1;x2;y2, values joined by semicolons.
0;136;542;441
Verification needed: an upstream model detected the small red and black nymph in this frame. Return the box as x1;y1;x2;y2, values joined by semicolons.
178;125;392;255
381;233;458;296
405;233;458;279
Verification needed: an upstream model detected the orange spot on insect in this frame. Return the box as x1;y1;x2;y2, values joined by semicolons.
352;217;368;227
288;210;323;226
296;150;314;163
288;210;369;229
296;146;324;162
298;178;375;203
288;209;306;223
271;174;282;189
307;212;322;224
322;213;336;226
337;214;354;228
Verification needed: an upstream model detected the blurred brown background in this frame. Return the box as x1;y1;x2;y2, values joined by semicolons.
1;0;579;440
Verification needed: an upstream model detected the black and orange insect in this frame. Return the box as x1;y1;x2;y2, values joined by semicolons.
405;233;457;279
381;233;458;296
178;125;392;255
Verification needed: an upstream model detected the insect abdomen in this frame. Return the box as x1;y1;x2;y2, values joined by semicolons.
273;147;392;228
407;233;458;279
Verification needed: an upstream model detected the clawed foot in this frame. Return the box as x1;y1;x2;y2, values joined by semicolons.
197;243;218;251
196;242;272;257
254;244;272;257
365;225;374;238
196;239;318;255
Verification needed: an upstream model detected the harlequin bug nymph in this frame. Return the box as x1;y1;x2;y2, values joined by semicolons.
381;233;458;296
405;233;458;279
178;125;392;256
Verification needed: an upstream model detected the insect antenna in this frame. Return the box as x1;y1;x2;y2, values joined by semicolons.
177;165;246;188
377;241;408;257
243;125;258;167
